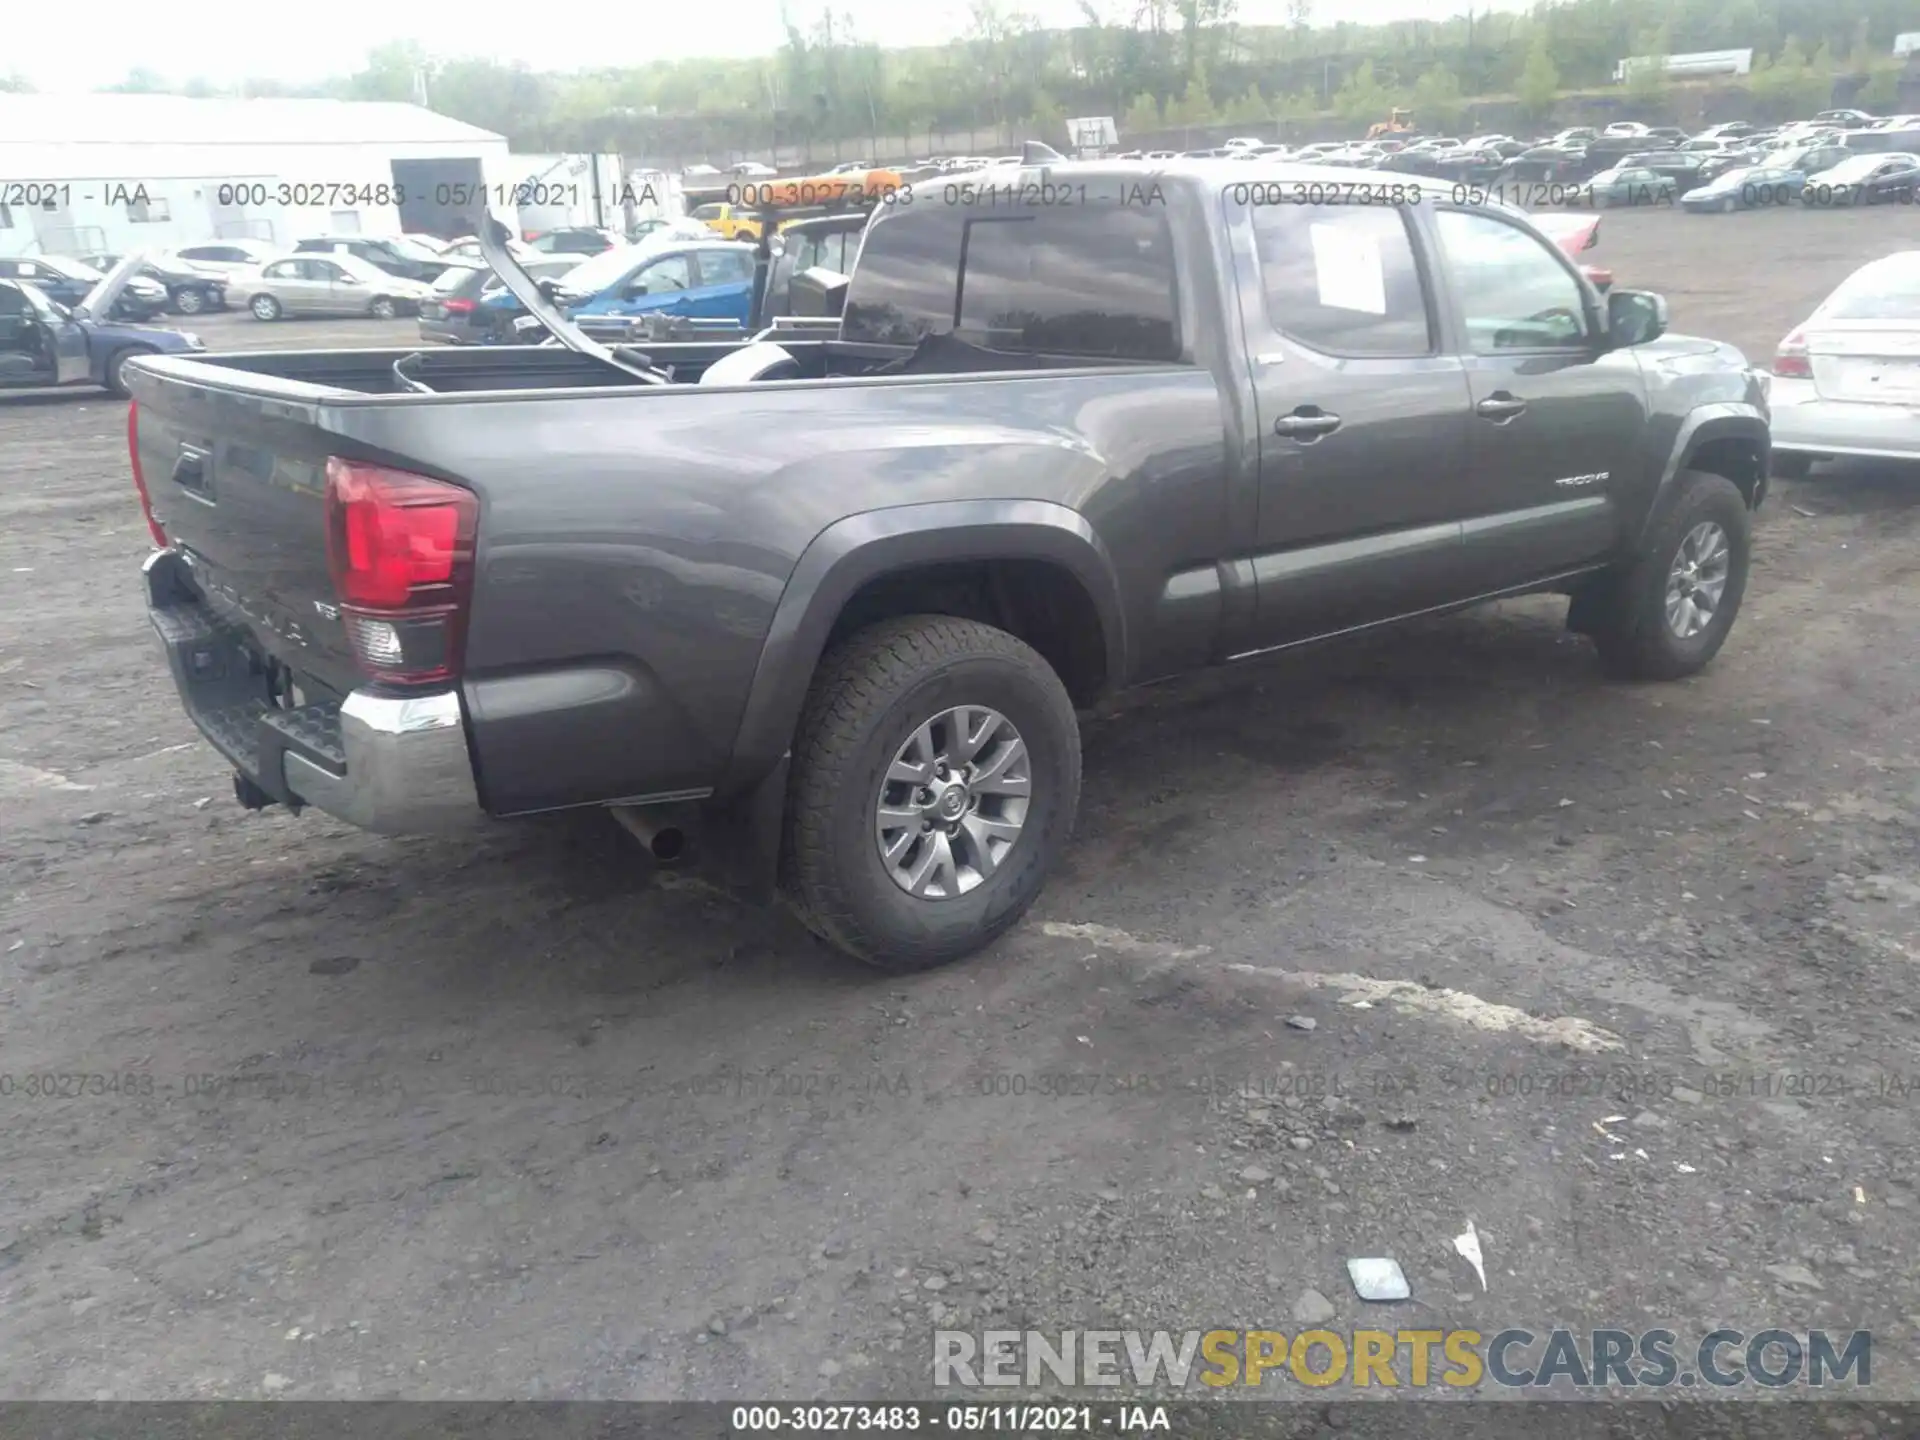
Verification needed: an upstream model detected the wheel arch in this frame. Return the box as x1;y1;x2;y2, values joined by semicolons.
719;500;1127;797
1637;406;1769;548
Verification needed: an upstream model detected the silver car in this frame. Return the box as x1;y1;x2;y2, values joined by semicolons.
229;252;434;320
1770;250;1920;474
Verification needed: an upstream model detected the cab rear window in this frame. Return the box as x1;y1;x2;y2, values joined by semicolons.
845;200;1181;362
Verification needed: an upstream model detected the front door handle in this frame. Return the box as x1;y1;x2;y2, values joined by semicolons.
1476;393;1528;422
1273;408;1342;440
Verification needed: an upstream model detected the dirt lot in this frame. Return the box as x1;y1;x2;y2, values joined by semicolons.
3;205;1919;1418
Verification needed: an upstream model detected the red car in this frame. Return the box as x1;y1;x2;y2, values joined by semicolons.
1527;211;1614;291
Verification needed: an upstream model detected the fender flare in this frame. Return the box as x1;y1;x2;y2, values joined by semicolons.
719;499;1128;794
1636;403;1770;548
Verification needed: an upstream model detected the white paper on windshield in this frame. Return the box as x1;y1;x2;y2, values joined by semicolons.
1310;222;1386;315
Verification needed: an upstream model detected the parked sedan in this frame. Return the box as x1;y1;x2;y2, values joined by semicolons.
1800;153;1920;207
1770;250;1920;475
0;254;205;396
438;234;537;264
1680;164;1809;212
228;252;434;319
81;254;228;314
170;239;281;277
293;234;453;282
1586;164;1677;208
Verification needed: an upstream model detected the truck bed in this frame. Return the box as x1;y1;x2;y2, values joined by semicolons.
149;328;1143;397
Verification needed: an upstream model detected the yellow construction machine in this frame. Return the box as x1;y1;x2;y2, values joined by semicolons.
1366;108;1414;140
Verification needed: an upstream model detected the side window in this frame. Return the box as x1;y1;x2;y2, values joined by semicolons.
697;250;754;285
843;204;965;345
1435;209;1590;352
790;234;823;273
0;286;27;317
1249;204;1432;356
954;205;1180;361
262;261;294;279
631;255;693;293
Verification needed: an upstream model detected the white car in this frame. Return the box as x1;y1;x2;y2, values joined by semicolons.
1604;121;1651;137
1222;137;1264;150
439;234;537;264
1769;250;1920;475
732;162;778;178
168;239;282;277
227;251;435;320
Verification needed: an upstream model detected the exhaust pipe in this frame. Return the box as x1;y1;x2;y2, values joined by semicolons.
612;804;687;863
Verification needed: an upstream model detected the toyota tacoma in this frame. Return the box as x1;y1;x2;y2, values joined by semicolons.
124;155;1771;972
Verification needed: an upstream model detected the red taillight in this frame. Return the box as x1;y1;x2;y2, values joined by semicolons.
443;298;475;314
324;458;477;685
1774;330;1812;377
127;403;168;549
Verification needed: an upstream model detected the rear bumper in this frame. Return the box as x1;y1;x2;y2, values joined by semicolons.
144;548;485;834
1769;378;1920;461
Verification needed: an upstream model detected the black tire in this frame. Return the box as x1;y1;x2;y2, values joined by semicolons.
104;346;153;399
173;287;205;315
250;294;281;321
1771;451;1813;480
1587;470;1751;682
369;296;398;319
783;615;1081;972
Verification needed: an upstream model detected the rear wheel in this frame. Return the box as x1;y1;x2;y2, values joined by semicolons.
173;287;205;314
250;294;282;321
369;296;398;319
784;616;1081;972
1584;470;1752;681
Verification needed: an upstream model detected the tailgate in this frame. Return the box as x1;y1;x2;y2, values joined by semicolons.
1807;324;1920;405
130;365;363;696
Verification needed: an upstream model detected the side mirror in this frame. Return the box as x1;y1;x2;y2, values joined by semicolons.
1606;288;1667;347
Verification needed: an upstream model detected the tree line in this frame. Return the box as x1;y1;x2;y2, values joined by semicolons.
38;0;1920;155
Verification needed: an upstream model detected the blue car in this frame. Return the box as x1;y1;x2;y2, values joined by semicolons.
1679;163;1809;212
0;254;206;396
549;239;759;326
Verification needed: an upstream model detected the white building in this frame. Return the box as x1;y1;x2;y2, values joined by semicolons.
495;155;687;236
0;93;514;259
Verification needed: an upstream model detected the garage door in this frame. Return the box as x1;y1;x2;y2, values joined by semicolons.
392;157;486;240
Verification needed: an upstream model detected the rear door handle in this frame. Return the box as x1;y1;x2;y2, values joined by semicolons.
1476;394;1528;422
1272;409;1342;440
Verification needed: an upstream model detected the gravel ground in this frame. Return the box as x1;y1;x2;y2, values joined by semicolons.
2;204;1918;1422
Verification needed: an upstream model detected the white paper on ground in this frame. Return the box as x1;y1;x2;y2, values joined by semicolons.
1453;1219;1488;1292
1309;222;1387;315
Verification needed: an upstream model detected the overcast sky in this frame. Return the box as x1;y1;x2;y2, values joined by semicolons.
13;0;1525;93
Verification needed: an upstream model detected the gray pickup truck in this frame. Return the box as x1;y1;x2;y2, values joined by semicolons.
126;157;1771;972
